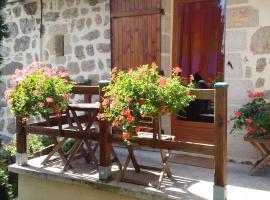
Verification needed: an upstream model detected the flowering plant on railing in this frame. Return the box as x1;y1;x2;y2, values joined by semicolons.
98;64;195;141
230;91;270;137
4;62;74;118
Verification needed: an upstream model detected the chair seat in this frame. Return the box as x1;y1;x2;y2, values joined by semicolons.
134;132;175;141
68;103;99;110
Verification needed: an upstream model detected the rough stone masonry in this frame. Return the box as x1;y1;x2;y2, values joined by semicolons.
0;0;111;142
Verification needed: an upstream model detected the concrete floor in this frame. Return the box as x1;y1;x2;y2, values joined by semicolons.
9;147;270;200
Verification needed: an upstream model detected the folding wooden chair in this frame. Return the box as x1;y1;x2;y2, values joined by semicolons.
120;118;175;189
62;103;100;171
41;111;72;166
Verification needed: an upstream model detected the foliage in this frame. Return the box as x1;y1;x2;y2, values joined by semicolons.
0;166;15;200
61;138;75;153
230;91;270;137
99;64;195;141
40;136;53;148
0;135;54;160
0;0;8;65
0;135;53;200
4;62;74;118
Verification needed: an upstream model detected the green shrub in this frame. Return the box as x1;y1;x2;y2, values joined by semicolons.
62;138;75;153
0;166;16;200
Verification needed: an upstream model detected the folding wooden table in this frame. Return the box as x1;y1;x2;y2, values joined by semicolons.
244;133;270;175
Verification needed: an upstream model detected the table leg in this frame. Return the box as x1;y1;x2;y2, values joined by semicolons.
249;142;270;176
249;153;270;176
41;137;68;165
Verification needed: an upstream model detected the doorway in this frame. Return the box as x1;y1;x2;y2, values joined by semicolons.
171;0;225;145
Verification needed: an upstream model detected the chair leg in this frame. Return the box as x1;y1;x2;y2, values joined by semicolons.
111;146;122;170
79;142;90;163
84;139;99;167
160;150;172;178
127;146;140;172
41;137;68;165
63;140;83;171
120;155;131;181
157;151;171;189
157;167;165;190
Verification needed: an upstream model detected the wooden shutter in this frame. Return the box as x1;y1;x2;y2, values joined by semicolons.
111;0;161;71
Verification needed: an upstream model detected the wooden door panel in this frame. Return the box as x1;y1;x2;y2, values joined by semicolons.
171;120;215;145
111;0;161;70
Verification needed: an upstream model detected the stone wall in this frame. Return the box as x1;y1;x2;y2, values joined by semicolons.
0;0;111;142
160;0;173;135
225;0;270;162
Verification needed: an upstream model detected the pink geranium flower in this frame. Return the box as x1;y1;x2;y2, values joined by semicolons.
61;93;69;100
46;97;54;103
37;102;44;108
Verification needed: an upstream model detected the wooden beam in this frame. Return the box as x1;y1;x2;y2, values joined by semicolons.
16;116;27;165
111;136;214;156
26;125;99;140
213;82;229;200
98;81;112;180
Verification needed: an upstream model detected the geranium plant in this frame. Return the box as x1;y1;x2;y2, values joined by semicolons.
4;62;74;118
230;91;270;137
98;64;195;141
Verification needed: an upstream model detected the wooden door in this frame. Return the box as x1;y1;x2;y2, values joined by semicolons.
111;0;161;71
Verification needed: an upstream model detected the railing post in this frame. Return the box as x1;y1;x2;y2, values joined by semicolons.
98;80;112;180
213;82;229;200
16;116;27;166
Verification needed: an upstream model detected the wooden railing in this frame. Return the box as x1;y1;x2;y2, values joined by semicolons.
15;82;228;200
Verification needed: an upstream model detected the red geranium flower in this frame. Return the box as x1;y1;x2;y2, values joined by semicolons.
112;120;119;127
135;126;141;133
186;90;191;96
172;67;182;75
247;91;254;99
61;93;69;100
121;109;131;116
246;125;256;132
261;128;267;133
102;98;110;106
254;92;263;98
123;132;130;139
159;77;168;87
234;111;241;118
245;117;253;124
127;114;135;123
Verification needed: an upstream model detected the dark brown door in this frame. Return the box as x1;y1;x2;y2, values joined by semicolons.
111;0;161;70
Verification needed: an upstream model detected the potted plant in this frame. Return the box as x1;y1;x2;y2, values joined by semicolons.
230;91;270;138
98;64;195;141
4;62;74;118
